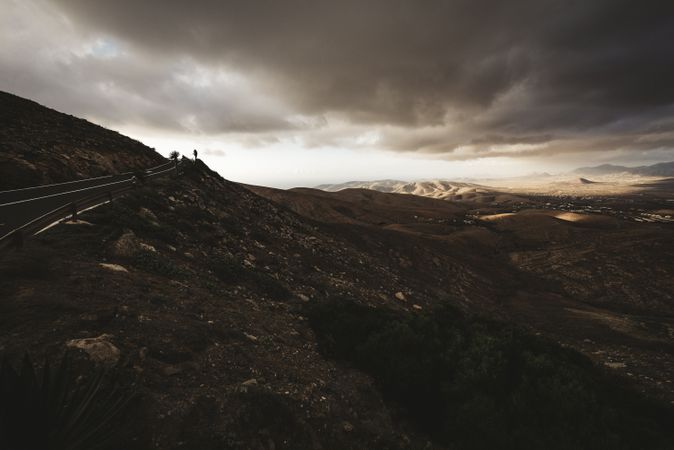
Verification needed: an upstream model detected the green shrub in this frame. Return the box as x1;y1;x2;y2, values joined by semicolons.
307;299;674;450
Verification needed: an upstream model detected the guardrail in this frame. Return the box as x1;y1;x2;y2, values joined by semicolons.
0;162;181;252
0;185;134;251
0;160;174;198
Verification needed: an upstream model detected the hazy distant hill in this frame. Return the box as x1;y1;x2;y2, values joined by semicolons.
318;161;674;202
315;179;407;192
0;91;164;189
573;161;674;177
317;179;526;204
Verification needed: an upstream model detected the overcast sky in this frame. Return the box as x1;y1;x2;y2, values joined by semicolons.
2;0;674;187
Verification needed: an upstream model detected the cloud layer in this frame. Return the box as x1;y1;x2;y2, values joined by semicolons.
3;0;674;160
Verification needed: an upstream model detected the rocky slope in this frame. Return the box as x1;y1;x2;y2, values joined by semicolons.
0;91;164;189
0;161;510;449
3;160;673;448
246;185;467;226
254;182;674;401
1;94;673;449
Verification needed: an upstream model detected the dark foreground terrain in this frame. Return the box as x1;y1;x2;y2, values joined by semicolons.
1;93;674;449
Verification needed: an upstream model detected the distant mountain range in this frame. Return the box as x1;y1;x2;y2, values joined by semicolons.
318;161;674;194
316;179;482;197
315;179;527;204
573;161;674;177
315;179;408;193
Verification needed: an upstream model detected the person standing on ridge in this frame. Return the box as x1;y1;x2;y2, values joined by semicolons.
193;149;198;162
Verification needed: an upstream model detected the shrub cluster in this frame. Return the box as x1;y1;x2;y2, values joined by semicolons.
307;299;674;450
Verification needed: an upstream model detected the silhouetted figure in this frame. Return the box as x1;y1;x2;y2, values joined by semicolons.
193;149;198;162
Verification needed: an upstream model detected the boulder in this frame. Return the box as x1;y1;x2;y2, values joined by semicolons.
138;207;158;223
139;242;157;253
67;334;120;367
111;230;141;257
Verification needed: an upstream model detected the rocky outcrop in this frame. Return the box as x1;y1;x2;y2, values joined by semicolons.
111;230;141;258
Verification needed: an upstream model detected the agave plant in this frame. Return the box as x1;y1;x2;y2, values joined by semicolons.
0;353;134;450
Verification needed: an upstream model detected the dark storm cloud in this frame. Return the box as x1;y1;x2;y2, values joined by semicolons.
8;0;674;156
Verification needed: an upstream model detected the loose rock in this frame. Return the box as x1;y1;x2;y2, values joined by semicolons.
67;334;120;366
605;362;626;369
140;242;157;253
99;263;129;273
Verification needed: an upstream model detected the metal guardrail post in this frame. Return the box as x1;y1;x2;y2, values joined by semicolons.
70;202;78;222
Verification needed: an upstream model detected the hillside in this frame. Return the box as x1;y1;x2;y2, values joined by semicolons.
246;185;466;226
0;91;164;189
3;159;674;448
0;162;515;448
1;98;674;449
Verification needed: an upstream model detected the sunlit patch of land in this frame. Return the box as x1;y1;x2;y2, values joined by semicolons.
483;174;674;197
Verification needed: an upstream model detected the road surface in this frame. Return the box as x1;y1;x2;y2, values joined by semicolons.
0;161;175;241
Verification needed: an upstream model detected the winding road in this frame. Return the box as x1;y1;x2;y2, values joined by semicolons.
0;160;176;244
